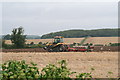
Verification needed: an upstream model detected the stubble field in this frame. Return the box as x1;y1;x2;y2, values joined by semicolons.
2;37;119;78
2;52;118;78
5;37;119;44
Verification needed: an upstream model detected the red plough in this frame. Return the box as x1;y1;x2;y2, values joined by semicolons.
67;46;94;52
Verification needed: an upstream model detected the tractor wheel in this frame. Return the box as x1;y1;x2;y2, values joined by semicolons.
58;45;67;52
59;46;64;52
48;48;53;52
52;45;64;52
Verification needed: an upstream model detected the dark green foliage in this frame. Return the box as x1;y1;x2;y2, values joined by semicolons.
76;73;92;80
38;42;42;45
26;42;45;48
83;43;93;46
11;27;26;48
30;42;34;45
1;35;41;40
1;40;13;49
75;68;95;80
26;44;46;48
109;43;120;46
1;60;39;79
0;39;1;48
3;34;11;40
94;44;104;46
41;28;119;39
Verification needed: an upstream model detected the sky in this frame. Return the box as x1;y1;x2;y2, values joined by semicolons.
1;1;118;36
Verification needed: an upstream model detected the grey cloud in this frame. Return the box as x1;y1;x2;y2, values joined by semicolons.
2;2;118;35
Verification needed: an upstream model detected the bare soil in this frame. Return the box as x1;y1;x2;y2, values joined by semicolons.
1;52;118;78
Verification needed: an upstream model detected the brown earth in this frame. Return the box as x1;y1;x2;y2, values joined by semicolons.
2;48;47;52
2;46;120;52
1;52;118;78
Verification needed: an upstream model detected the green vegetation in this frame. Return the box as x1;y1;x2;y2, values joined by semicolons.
1;28;119;39
2;27;44;49
2;34;11;40
41;60;75;79
108;43;120;46
80;37;89;45
2;35;41;40
26;44;46;48
1;60;39;79
1;60;94;80
11;27;26;48
2;40;14;49
1;60;115;80
94;44;104;46
41;28;119;39
2;40;46;49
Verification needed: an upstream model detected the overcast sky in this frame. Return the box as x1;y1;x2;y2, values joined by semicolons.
1;2;118;35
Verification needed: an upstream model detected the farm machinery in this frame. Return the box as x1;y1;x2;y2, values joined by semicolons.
43;36;68;52
44;36;94;52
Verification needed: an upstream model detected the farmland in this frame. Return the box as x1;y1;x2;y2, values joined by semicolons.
2;52;118;78
85;37;119;44
2;37;119;78
5;37;120;44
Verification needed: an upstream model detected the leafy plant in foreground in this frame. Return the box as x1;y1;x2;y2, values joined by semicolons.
75;68;95;80
1;60;39;79
41;60;75;79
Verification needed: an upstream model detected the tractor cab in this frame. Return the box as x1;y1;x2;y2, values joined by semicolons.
53;36;64;44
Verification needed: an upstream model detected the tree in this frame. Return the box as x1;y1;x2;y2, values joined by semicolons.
11;27;26;48
30;42;34;45
38;42;42;45
3;34;11;40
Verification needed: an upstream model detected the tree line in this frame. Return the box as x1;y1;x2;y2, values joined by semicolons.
41;28;120;39
2;34;41;40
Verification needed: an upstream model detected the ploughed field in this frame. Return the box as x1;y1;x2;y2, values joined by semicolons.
2;52;118;78
5;37;120;44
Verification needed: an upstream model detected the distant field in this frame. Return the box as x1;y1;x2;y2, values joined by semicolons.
2;52;118;78
5;38;84;44
85;37;119;44
5;37;119;44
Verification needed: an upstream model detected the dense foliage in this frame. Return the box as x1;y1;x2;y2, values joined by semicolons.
1;28;119;39
1;40;14;49
41;28;119;39
1;60;39;79
2;35;41;40
109;43;120;46
11;27;26;48
41;60;75;79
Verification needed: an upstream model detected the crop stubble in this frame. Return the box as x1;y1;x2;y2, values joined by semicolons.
2;52;118;78
5;37;119;44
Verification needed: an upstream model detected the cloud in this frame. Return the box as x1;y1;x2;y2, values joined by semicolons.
2;2;118;35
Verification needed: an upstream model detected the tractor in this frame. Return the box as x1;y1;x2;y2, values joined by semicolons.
43;36;68;52
43;36;94;52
